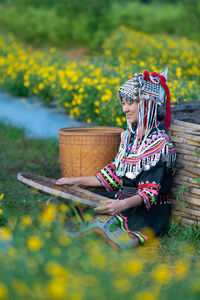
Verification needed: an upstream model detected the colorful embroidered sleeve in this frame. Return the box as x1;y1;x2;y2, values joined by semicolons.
136;160;165;210
95;161;121;191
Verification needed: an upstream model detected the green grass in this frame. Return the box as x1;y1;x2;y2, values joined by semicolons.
0;0;199;51
0;122;60;223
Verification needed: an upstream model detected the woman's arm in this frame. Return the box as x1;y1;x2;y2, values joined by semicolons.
94;194;143;216
56;176;102;187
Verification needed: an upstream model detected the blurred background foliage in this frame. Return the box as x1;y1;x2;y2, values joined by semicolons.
0;0;199;51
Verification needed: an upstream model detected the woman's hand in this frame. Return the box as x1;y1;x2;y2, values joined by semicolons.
56;177;78;186
56;176;102;187
94;199;126;216
94;195;143;216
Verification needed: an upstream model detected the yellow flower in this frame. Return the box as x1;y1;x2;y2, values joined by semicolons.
94;100;100;106
122;116;126;122
46;277;67;299
95;108;100;114
0;227;12;242
70;293;83;300
135;291;156;300
123;259;143;275
59;204;69;213
39;203;57;225
57;234;71;247
64;102;70;107
33;88;38;94
0;282;8;299
114;277;131;292
62;83;67;89
152;264;171;283
21;215;32;226
38;83;44;90
0;193;4;200
50;47;56;53
105;50;111;55
116;117;122;126
101;94;110;102
84;213;93;222
27;236;43;251
0;209;3;216
87;118;91;123
24;81;30;87
174;259;189;280
97;84;102;90
45;261;69;279
176;67;182;78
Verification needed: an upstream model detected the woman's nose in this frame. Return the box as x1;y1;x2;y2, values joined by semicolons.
122;103;129;113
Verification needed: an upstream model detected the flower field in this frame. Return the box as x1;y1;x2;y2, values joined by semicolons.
0;27;200;299
0;27;199;127
0;190;200;300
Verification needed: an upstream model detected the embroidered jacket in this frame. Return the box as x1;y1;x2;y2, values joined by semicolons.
96;124;176;210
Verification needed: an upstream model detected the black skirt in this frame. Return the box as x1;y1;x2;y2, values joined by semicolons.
93;189;171;236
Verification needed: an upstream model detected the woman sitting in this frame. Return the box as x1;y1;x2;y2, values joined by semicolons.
56;68;176;249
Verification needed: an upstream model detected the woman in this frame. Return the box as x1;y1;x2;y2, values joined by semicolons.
56;68;176;249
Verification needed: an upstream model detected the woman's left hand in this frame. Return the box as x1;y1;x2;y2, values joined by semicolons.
94;199;126;216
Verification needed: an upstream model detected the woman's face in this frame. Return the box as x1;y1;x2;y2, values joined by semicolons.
121;98;138;125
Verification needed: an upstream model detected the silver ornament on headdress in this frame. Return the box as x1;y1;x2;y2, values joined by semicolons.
158;67;168;106
118;67;168;106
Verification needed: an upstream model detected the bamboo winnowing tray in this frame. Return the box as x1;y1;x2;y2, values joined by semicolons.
17;172;108;208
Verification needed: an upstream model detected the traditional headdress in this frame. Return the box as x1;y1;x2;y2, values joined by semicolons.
118;67;171;149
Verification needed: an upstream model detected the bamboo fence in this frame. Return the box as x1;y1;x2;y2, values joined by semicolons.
168;119;200;227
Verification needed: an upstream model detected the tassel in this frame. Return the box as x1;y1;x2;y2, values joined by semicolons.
160;81;171;131
150;71;171;131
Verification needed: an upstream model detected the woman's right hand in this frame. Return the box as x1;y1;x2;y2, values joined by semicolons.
56;177;78;186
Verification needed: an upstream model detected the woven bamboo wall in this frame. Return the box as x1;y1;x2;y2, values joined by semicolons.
168;120;200;227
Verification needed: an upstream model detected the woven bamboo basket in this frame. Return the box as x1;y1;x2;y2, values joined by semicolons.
58;127;124;177
168;120;200;227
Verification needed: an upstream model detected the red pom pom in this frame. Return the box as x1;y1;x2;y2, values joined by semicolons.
159;75;166;83
160;81;171;131
143;70;150;81
151;72;159;77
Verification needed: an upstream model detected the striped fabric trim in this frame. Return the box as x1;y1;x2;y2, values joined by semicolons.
116;214;148;243
124;139;175;162
137;191;151;210
77;228;119;251
96;173;113;192
116;128;176;166
96;162;121;191
137;182;160;210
